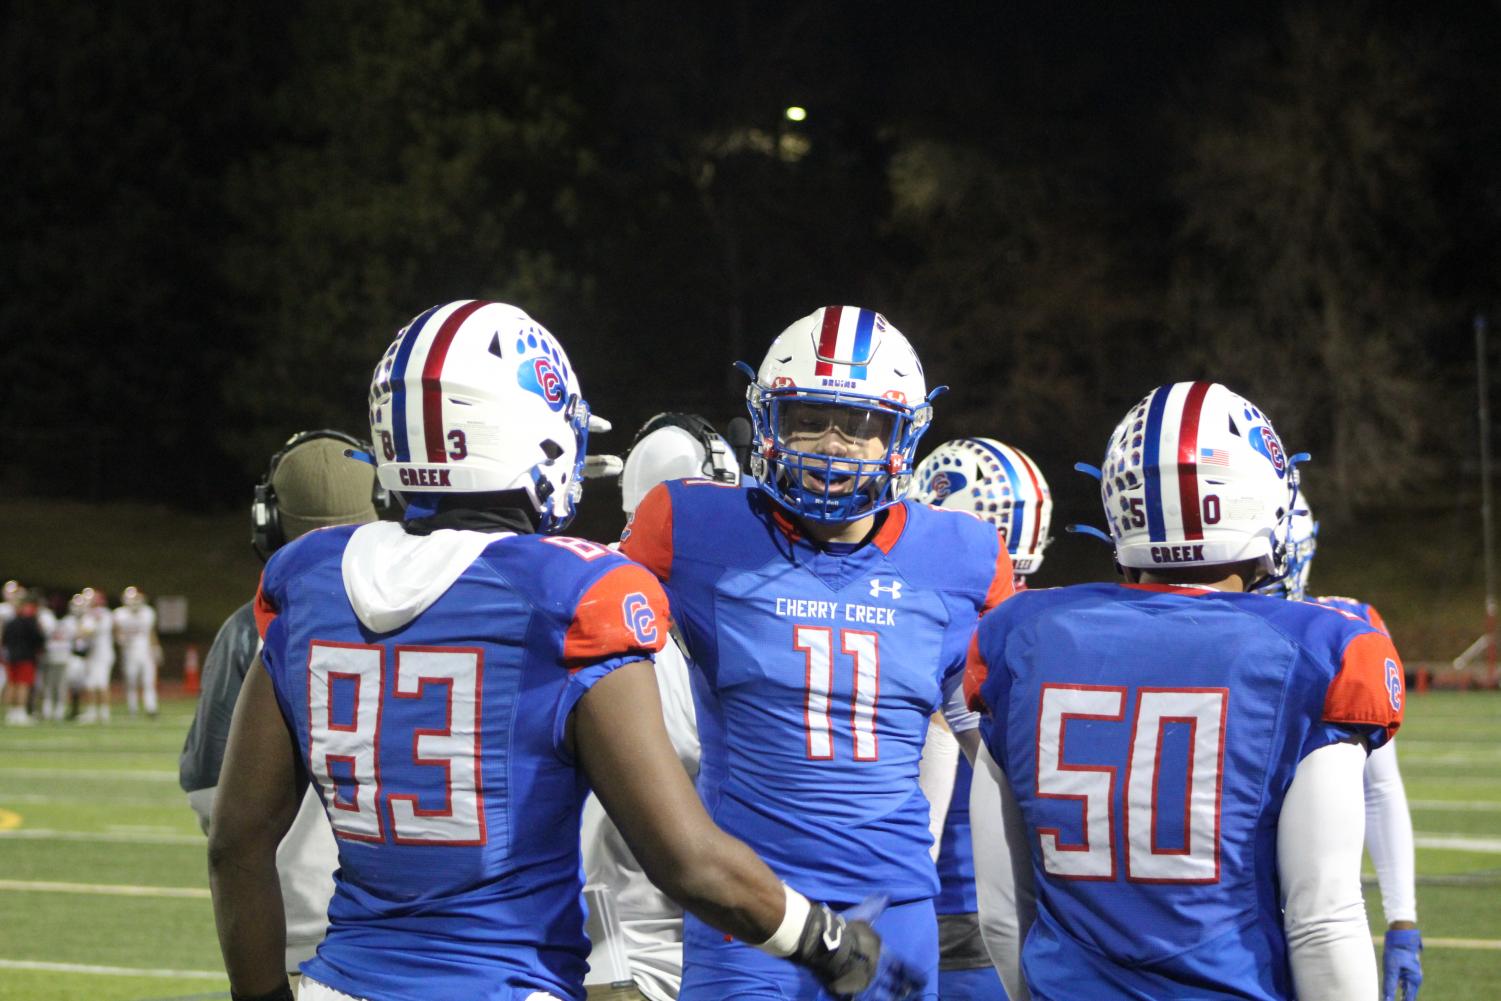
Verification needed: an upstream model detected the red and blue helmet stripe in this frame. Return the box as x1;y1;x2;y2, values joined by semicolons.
812;306;878;380
1139;380;1215;543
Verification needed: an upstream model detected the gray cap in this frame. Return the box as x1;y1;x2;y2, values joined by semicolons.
272;437;379;541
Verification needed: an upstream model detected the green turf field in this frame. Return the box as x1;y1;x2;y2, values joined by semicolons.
0;692;1496;1000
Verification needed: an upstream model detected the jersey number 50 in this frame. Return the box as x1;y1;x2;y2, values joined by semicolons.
306;641;486;846
1035;684;1227;883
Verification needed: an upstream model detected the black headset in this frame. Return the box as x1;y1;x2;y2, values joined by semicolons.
630;412;739;484
252;429;389;562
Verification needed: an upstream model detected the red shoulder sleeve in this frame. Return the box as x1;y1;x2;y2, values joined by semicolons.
983;530;1016;612
618;482;673;582
963;632;991;713
1323;629;1404;742
1365;603;1391;638
253;570;278;639
563;563;671;667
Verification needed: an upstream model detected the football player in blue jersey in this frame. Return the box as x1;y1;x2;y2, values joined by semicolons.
912;437;1057;1001
620;306;1016;1000
965;381;1405;1001
208;301;919;1001
1258;489;1423;1001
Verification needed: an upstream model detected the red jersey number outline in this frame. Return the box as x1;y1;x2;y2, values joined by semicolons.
794;625;881;761
1035;683;1227;883
308;640;486;845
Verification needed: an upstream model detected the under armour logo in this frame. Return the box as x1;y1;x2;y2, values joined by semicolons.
820;906;844;951
869;579;902;599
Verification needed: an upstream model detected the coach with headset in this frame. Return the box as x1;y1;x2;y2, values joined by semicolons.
180;430;385;980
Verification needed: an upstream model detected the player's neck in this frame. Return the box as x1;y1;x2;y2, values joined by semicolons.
1130;568;1248;592
799;512;877;546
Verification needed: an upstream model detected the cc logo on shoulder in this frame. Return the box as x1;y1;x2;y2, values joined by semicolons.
622;592;659;646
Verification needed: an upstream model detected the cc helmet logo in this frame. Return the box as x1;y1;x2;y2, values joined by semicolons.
881;389;907;404
518;355;568;412
1256;426;1286;473
534;358;565;406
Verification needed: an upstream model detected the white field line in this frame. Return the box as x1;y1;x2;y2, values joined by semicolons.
1414;833;1501;854
0;827;202;846
0;957;224;979
1410;799;1501;812
0;766;177;781
1397;752;1501;766
0;878;209;898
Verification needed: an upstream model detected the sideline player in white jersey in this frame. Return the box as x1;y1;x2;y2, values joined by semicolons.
1258;488;1424;1001
209;300;918;1001
582;413;740;1001
77;588;115;723
114;586;162;717
913;438;1054;1001
966;382;1403;1001
40;595;77;721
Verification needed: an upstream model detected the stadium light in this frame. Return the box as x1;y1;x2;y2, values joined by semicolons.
784;106;807;123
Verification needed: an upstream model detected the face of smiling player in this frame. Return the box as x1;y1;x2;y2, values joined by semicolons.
778;401;894;497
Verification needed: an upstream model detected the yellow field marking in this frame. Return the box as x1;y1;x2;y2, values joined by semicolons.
0;808;21;830
1375;935;1501;951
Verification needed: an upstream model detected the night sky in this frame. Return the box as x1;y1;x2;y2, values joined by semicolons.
2;1;1498;549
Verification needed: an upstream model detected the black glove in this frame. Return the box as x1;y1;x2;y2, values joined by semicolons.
791;896;921;1000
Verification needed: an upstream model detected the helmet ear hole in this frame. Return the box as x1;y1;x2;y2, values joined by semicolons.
540;439;564;461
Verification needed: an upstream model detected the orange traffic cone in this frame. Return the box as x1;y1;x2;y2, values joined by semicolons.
183;644;201;694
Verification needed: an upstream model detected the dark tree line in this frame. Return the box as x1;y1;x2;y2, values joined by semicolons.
2;1;1497;522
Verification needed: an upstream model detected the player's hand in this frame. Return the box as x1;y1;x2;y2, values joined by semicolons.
1382;927;1423;1001
791;895;921;1001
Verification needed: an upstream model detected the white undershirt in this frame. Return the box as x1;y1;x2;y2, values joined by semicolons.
1363;739;1417;924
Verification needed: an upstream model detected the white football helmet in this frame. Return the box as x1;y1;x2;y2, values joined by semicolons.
621;413;740;514
121;586;146;609
1256;483;1317;601
743;306;937;522
68;592;89;616
369;300;593;532
914;438;1053;574
2;580;21;604
1101;381;1295;578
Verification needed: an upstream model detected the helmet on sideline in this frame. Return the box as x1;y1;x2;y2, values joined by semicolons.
369;300;593;532
743;305;936;522
121;586;147;609
621;413;740;514
1102;381;1295;579
914;438;1053;575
